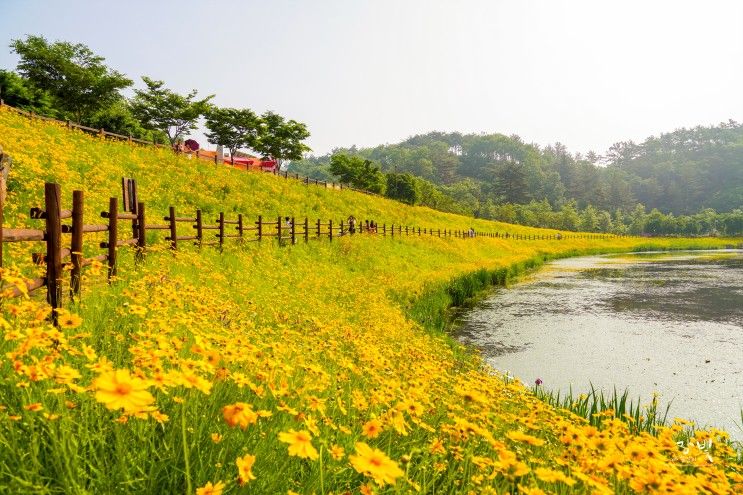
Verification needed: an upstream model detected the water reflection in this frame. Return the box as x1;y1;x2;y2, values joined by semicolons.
457;251;743;438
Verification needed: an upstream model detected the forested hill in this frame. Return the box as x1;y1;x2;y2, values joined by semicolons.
289;121;743;233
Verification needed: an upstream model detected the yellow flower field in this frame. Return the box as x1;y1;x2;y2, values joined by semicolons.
0;106;741;494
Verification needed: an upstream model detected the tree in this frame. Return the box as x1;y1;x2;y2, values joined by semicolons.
254;111;311;168
86;100;156;140
204;107;261;157
491;161;529;203
329;153;385;193
10;35;132;123
0;69;56;115
385;173;419;205
130;77;213;147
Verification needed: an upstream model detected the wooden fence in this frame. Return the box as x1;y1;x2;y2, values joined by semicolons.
0;175;616;324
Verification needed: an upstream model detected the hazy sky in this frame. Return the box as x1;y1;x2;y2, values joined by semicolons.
1;0;742;156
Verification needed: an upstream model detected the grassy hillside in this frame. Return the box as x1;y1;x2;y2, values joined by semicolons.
0;106;741;494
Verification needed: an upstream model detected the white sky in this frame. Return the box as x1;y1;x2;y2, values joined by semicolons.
1;0;742;156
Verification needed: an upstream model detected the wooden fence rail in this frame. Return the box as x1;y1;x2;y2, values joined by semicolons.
0;177;618;323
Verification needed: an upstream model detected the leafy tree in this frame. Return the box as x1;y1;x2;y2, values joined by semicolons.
385;173;419;205
0;69;57;116
491;161;529;203
254;111;310;167
9;35;132;123
86;100;159;140
130;77;213;147
329;154;385;194
579;205;600;232
204;107;261;157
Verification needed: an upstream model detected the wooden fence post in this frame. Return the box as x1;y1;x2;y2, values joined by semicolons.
291;217;296;244
106;197;118;280
340;220;345;236
237;214;244;242
196;209;203;247
316;219;321;238
277;216;282;243
257;215;263;241
70;190;84;298
304;217;309;242
136;201;146;259
218;212;225;251
168;206;177;250
44;183;63;323
390;224;394;237
328;219;333;241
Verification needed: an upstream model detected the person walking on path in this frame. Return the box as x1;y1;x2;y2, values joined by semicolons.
348;215;357;234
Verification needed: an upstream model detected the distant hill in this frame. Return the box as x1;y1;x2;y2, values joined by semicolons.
290;121;743;217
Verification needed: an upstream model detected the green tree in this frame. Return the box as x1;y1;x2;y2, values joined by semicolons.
491;161;530;203
329;154;385;194
10;35;132;123
86;100;157;140
0;69;56;116
204;107;261;157
559;201;580;231
254;111;311;168
385;173;420;205
579;205;599;232
130;77;213;147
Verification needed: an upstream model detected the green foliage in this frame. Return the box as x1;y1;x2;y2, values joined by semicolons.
385;172;419;204
86;100;160;141
129;77;213;147
292;122;743;235
254;111;310;165
204;107;261;156
9;35;132;123
328;153;386;194
0;69;57;116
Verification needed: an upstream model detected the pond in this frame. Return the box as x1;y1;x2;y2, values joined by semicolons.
456;250;743;438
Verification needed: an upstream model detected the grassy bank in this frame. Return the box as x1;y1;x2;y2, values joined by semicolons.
1;107;742;494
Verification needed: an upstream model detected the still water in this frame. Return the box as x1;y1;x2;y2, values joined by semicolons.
457;250;743;437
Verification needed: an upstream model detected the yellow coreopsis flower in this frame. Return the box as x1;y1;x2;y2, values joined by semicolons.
236;454;256;485
93;369;155;413
58;313;82;329
362;418;383;438
196;481;225;495
278;429;319;460
349;442;404;487
222;402;258;429
507;430;546;447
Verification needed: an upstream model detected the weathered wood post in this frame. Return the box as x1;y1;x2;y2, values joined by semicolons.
304;217;309;242
257;215;263;241
136;201;145;260
70;190;84;298
195;210;203;247
328;219;333;241
218;212;225;251
316;219;321;238
237;214;244;242
291;217;296;244
44;183;63;321
106;197;118;280
168;206;177;250
390;224;394;237
277;216;282;244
